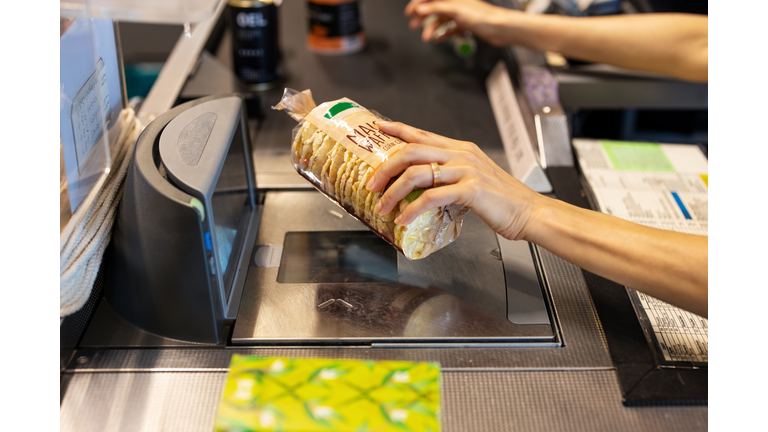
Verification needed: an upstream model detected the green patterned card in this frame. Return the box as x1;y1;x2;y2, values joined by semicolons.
214;355;441;432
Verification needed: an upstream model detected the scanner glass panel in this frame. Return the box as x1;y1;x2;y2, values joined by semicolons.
277;231;398;284
212;122;250;299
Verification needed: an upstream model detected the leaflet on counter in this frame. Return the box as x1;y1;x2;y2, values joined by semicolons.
573;139;708;365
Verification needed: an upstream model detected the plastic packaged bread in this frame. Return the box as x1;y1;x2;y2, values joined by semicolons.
273;88;469;260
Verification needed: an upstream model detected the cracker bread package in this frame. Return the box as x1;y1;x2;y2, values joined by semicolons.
273;88;469;260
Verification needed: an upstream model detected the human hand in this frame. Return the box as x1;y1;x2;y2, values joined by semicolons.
366;121;545;241
404;0;517;45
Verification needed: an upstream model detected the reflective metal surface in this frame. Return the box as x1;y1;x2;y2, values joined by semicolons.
498;236;550;324
231;190;556;345
68;247;612;372
504;45;574;169
276;231;398;284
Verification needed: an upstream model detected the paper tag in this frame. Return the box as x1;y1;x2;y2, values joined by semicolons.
486;61;552;193
304;97;406;169
71;58;111;174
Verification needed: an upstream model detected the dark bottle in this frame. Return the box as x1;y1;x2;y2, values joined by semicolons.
227;0;281;89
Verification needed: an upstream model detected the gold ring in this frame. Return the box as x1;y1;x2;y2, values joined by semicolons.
430;162;441;188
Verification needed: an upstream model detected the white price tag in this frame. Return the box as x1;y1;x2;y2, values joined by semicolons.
486;61;552;193
71;58;111;174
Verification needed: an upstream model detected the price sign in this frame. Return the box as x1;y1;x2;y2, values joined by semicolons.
71;58;111;173
486;61;552;193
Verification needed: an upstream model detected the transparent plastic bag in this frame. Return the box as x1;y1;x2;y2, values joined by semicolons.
273;88;469;260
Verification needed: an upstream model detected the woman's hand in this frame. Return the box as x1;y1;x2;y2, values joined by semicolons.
404;0;517;45
368;122;707;317
367;121;544;241
405;1;708;82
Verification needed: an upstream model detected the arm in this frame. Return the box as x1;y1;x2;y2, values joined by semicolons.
529;197;708;317
368;121;708;317
405;0;708;82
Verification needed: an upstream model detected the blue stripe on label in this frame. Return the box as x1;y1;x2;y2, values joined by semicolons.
671;192;692;220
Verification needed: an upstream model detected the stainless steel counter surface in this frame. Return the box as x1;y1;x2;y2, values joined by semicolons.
61;370;706;432
66;248;609;371
61;249;706;431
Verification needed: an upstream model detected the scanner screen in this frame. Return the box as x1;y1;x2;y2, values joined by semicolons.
212;122;251;299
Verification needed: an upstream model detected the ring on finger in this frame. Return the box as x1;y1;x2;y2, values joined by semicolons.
430;162;442;188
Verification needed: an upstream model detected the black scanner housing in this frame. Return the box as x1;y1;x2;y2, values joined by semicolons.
105;94;255;344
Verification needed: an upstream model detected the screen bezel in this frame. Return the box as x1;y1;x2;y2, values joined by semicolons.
209;118;255;303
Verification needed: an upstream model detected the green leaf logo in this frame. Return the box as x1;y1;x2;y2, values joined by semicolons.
324;102;360;119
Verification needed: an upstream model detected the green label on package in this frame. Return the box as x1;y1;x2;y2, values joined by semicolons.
305;98;406;169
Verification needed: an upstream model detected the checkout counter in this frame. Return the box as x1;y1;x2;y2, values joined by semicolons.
59;1;707;430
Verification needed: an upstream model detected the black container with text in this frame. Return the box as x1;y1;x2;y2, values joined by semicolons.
227;0;281;89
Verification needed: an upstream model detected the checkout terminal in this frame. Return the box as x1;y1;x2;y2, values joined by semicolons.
60;1;707;430
94;92;557;347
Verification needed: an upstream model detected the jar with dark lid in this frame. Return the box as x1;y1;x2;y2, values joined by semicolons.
306;0;365;55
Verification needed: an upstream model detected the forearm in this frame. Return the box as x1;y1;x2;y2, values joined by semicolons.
495;11;708;82
524;196;708;317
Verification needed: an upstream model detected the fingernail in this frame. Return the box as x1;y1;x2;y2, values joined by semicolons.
366;177;375;190
395;215;402;225
375;202;382;214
